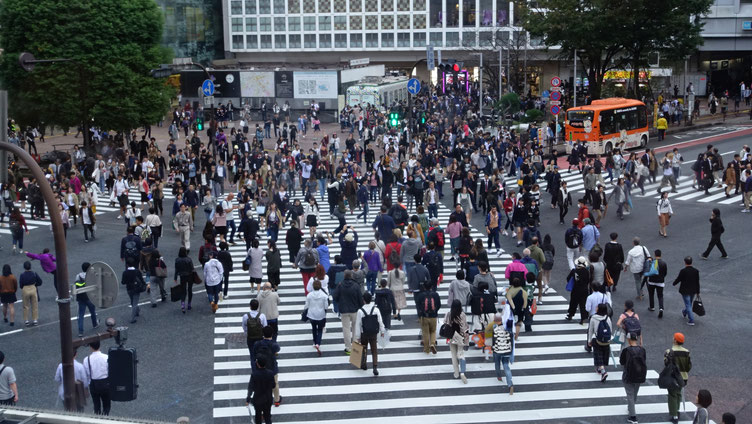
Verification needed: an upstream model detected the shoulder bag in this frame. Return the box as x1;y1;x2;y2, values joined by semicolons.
692;294;706;317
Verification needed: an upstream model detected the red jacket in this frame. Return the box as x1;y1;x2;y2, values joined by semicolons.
577;206;590;228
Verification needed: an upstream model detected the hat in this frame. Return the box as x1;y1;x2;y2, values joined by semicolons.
344;232;354;242
572;218;579;226
583;218;591;225
673;332;685;344
575;256;588;267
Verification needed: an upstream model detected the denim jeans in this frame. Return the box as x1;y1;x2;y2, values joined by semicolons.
366;271;379;295
319;179;327;200
11;228;23;250
488;227;500;249
682;294;695;323
428;204;438;219
493;353;513;386
310;318;326;345
77;298;97;334
129;292;140;322
404;262;416;291
227;219;237;242
357;202;369;223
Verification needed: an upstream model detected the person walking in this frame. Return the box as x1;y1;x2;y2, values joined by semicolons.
264;241;281;291
565;257;591;325
700;208;728;259
564;219;583;270
332;270;363;355
8;208;28;254
217;243;233;300
672;256;701;326
74;263;99;337
586;303;612;382
174;203;194;253
294;239;319;296
54;348;87;411
443;299;470;383
374;279;396;330
257;283;280;341
121;264;146;324
245;355;276;424
203;251;224;313
173;247;195;313
243;299;267;368
83;341;110;415
0;266;18;327
247;239;264;293
692;390;712;424
416;280;441;354
656;191;673;238
624;237;649;300
0;351;18;406
646;249;667;318
252;326;282;407
19;261;41;326
664;332;692;424
490;311;515;394
619;332;647;424
387;263;407;320
603;232;624;292
304;280;329;356
353;292;385;375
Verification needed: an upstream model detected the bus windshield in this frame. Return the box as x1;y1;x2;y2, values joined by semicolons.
567;110;593;127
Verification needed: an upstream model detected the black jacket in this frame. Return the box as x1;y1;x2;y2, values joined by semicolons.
603;242;624;270
647;259;668;284
620;345;647;384
709;216;724;237
672;266;700;296
416;290;441;318
332;279;363;313
246;368;276;406
121;268;145;294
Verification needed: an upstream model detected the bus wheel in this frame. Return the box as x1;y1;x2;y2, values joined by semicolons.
605;142;613;155
640;135;648;147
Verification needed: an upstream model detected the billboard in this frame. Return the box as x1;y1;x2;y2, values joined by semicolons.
293;71;338;99
180;70;241;98
275;71;294;98
240;71;275;98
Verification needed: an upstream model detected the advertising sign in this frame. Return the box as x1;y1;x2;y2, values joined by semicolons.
275;71;294;98
293;71;338;99
240;72;275;98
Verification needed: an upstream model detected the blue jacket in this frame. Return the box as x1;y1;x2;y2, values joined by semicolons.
372;214;396;242
485;212;503;228
581;224;600;251
357;185;369;204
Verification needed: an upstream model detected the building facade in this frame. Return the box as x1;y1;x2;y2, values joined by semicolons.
157;0;225;64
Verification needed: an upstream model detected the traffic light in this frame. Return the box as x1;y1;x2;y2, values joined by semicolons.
438;60;463;73
196;117;204;131
421;112;426;124
389;111;400;127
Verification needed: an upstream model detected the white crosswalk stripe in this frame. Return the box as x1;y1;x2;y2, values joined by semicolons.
211;187;699;423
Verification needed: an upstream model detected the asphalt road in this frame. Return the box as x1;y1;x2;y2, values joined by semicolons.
1;123;750;423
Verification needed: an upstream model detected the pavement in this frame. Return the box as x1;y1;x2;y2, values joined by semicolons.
1;113;750;423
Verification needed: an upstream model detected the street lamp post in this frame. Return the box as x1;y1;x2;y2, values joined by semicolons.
470;53;483;115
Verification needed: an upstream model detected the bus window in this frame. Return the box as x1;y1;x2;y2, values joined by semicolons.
600;110;615;134
637;105;648;128
567;110;593;127
626;109;639;130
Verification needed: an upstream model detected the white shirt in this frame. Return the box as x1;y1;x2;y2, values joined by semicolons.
203;258;224;286
304;289;329;321
114;179;128;196
222;199;236;221
242;310;268;332
55;360;87;400
141;161;154;174
353;304;385;341
83;351;109;382
624;245;649;274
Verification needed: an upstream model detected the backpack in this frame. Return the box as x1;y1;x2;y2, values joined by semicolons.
422;295;437;315
543;248;554;265
139;225;151;241
9;218;21;233
360;306;379;337
425;251;441;275
625;347;648;384
303;248;317;267
622;312;642;336
492;324;512;354
124;238;139;260
643;258;659;277
471;292;497;315
595;319;611;344
658;351;686;390
565;228;581;248
394;206;408;224
245;314;264;340
388;246;400;267
428;227;444;248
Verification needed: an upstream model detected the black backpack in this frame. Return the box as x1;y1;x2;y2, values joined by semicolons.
625;347;647;384
245;314;264;340
303;249;317;267
471;292;497;315
361;306;379;337
124;238;139;260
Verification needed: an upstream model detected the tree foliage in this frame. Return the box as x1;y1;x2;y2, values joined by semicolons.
0;0;173;144
520;0;711;100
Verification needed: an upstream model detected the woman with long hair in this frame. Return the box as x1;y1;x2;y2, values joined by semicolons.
304;279;329;356
8;208;28;254
443;299;470;383
387;261;407;320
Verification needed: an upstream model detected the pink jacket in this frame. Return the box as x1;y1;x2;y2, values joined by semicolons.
504;260;528;280
26;252;57;273
70;176;82;195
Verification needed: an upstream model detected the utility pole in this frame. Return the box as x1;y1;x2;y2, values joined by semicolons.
573;51;578;108
0;91;8;185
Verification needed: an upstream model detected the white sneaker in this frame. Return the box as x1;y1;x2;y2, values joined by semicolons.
543;285;550;294
496;250;503;257
502;230;509;236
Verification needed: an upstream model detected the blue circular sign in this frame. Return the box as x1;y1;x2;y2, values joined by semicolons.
542;90;550;98
550;105;561;115
550;91;562;101
202;79;215;96
407;78;421;95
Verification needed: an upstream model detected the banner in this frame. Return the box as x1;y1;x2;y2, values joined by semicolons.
293;71;338;99
240;72;275;98
275;71;294;98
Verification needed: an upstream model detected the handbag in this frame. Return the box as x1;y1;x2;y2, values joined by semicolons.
604;268;614;287
565;276;575;292
439;323;455;339
611;328;625;344
349;341;366;368
170;284;185;302
301;308;309;322
242;255;251;271
191;270;203;285
692;294;705;317
154;259;168;278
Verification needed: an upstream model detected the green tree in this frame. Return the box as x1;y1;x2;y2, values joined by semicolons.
0;0;173;147
520;0;626;101
617;0;712;98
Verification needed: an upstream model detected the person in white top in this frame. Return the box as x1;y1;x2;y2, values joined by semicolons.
113;175;129;218
656;191;673;238
623;237;649;301
203;251;224;313
222;193;238;244
83;340;110;415
54;349;88;410
353;292;385;375
304;279;329;355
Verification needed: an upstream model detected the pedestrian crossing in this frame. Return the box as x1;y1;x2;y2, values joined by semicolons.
498;170;748;207
211;188;702;423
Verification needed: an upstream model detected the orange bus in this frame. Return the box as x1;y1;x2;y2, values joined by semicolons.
565;98;649;155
